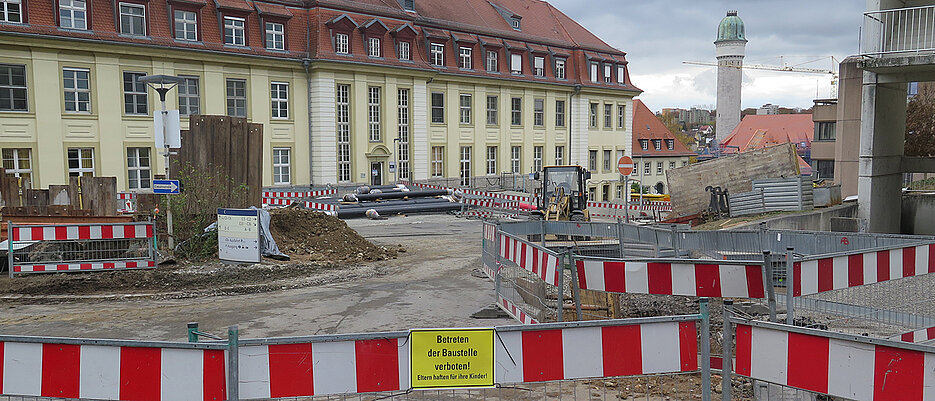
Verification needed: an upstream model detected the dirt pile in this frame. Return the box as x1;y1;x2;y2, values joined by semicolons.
268;208;396;262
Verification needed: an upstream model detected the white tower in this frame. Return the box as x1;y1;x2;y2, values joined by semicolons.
715;10;747;142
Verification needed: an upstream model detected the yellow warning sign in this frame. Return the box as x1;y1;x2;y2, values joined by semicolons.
410;328;495;389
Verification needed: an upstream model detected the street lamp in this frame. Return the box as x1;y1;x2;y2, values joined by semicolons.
139;74;183;250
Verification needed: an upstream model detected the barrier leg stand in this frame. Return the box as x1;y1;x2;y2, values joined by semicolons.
722;300;734;401
700;297;711;401
556;253;565;322
187;322;199;343
786;247;795;325
228;325;240;401
494;226;502;307
762;250;777;322
616;219;626;259
568;249;583;321
539;219;546;247
7;221;13;278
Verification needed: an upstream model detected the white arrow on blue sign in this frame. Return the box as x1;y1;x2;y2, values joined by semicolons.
153;179;180;194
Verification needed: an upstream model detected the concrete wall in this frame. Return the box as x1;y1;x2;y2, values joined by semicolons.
834;57;863;198
735;203;857;231
902;193;935;235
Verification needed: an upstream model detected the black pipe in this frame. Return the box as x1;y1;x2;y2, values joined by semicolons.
352;189;449;202
336;202;462;218
338;198;454;210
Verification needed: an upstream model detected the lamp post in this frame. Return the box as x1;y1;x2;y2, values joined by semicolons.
139;74;183;250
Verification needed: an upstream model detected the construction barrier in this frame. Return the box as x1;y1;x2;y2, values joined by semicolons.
498;295;539;324
893;326;935;343
303;201;338;214
730;317;935;400
793;243;935;296
7;222;156;277
587;200;673;212
262;188;338;206
575;257;767;298
498;232;561;286
116;192;135;213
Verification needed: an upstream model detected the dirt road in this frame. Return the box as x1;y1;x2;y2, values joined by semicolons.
0;215;513;341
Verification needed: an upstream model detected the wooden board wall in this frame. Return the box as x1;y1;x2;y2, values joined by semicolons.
0;169;117;216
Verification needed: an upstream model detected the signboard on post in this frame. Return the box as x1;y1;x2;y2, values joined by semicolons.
217;208;261;264
152;179;181;194
617;156;634;176
154;110;182;148
410;328;494;390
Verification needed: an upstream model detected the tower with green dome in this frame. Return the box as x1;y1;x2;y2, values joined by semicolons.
715;10;747;142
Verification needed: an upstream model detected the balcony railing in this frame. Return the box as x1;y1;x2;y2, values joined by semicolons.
862;4;935;57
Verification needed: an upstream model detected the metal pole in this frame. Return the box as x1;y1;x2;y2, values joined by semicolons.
494;224;502;306
556;252;564;322
762;250;777;322
540;218;546;247
161;98;175;251
187;322;199;343
624;175;630;223
568;248;583;320
616;218;626;258
786;246;795;325
721;300;734;401
700;297;711;401
7;221;13;278
228;325;240;401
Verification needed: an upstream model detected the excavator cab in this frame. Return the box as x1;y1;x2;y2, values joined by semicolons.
532;165;591;222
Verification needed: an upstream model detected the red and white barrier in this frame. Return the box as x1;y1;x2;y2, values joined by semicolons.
0;341;226;400
461;198;521;210
893;326;935;343
495;321;697;384
499;295;538;325
263;198;296;206
793;244;935;296
587;200;673;212
575;260;766;298
263;189;337;199
483;222;497;242
735;322;935;400
116;192;135;200
237;338;408;399
13;260;156;273
499;235;560;286
303;201;338;214
11;223;153;242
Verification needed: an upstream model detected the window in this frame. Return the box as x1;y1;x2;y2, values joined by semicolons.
460;146;472;186
666;139;674;150
616;185;623;200
119;3;146;36
816;122;836;141
533;56;544;77
178;76;199;116
554;146;564;165
224;16;245;46
682;161;688;167
397;41;410;61
603;150;611;171
2;148;31;188
126;147;151;190
0;64;27;112
60;0;87;29
603;64;612;84
63;68;90;113
589;103;597;128
510;53;522;74
486;50;498;72
123;72;148;115
669;161;676;170
486;146;497;175
533;98;544;126
335;33;349;54
336;84;351;181
588;187;595;201
368;86;381;141
430;43;444;66
631;165;638;176
640;139;648;150
1;0;22;23
603;104;612;128
618;105;626;128
486;95;497;125
67;147;94;177
814;159;834;180
431;146;444;177
510;97;521;126
459;47;472;69
266;22;285;50
653;139;661;150
510;146;521;174
555;100;565;127
431;92;444;123
174;10;197;41
617;65;626;84
367;37;381;57
510;17;520;30
657;162;663;175
402;0;415;11
555;58;566;80
226;78;246;117
602;184;609;201
589;62;598;82
643;162;650;175
533;146;543;172
588;150;597;171
398;88;411;180
272;148;290;185
459;94;471;124
270;82;288;119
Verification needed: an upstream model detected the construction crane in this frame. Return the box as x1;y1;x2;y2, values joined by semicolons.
682;58;838;97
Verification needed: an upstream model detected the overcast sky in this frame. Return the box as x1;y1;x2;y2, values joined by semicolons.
549;0;866;112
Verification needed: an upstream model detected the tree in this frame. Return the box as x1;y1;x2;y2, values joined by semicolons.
906;84;935;157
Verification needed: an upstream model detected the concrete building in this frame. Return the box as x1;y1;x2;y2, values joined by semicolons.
0;0;639;200
857;0;935;233
811;98;837;181
715;10;746;142
630;100;693;195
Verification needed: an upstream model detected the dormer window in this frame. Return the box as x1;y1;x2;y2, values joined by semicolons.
60;0;88;30
390;23;417;62
0;0;22;23
401;0;415;12
431;43;444;66
533;56;544;77
397;41;410;60
224;16;245;46
603;63;612;84
617;65;626;84
368;37;381;57
327;14;359;56
589;62;598;82
486;50;498;72
555;58;566;79
459;47;472;69
335;33;349;54
653;140;662;150
640;140;648;150
666;139;674;150
510;53;522;75
511;17;520;30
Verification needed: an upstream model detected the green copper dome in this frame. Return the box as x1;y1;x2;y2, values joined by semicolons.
716;11;746;42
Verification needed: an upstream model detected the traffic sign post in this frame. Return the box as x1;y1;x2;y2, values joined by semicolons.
617;156;634;175
153;179;181;195
617;156;634;223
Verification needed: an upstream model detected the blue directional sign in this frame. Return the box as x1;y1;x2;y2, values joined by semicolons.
153;179;181;194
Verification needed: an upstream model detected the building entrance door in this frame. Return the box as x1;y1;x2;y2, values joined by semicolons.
371;162;383;186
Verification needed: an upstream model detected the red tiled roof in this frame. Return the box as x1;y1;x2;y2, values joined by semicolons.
214;0;253;13
721;114;814;153
255;2;293;18
631;100;695;157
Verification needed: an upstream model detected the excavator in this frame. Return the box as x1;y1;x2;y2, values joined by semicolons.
531;165;591;222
